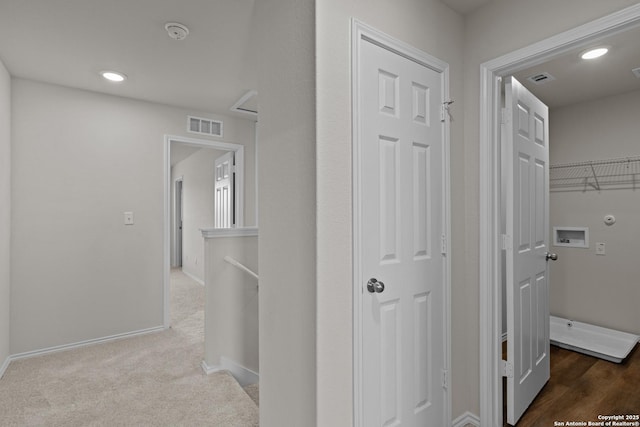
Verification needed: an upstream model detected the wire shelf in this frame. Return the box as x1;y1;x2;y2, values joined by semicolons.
550;156;640;191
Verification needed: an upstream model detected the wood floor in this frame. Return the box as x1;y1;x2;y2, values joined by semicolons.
503;343;640;426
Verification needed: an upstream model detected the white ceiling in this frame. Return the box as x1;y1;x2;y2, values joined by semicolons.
1;0;638;115
513;25;640;108
441;0;491;15
0;0;258;116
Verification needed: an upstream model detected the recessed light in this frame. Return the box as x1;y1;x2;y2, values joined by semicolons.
581;47;609;60
101;71;127;82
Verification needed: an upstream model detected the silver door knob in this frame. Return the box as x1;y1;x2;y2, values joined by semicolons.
367;278;385;293
546;252;558;261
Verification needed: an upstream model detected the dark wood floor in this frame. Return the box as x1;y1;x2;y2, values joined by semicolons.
503;343;640;426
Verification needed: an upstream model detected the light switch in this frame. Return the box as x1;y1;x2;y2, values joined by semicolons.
595;242;605;255
124;211;134;225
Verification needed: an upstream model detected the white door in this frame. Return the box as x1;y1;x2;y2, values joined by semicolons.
504;76;551;425
359;37;447;426
175;179;183;266
214;151;234;228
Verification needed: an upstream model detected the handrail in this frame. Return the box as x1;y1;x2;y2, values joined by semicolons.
223;256;259;281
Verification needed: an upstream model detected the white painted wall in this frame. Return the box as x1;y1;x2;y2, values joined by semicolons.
464;0;640;417
254;1;316;425
549;89;640;335
203;234;258;374
0;58;11;374
316;0;464;423
171;148;225;283
10;78;255;354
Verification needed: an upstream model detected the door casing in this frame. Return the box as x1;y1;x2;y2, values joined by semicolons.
479;4;640;426
351;19;452;427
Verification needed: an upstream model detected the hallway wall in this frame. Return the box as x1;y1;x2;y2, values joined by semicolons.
0;58;11;374
10;78;255;355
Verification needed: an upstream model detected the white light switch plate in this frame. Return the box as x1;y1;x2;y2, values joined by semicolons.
124;211;134;225
595;242;605;255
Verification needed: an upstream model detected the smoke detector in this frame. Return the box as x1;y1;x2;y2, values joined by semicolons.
165;22;189;40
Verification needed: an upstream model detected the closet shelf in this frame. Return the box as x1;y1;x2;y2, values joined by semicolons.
550;156;640;191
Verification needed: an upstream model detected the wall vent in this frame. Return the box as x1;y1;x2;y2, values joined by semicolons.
188;116;223;137
526;72;556;85
632;67;640;78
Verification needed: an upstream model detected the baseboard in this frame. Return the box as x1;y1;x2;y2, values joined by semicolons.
0;354;10;379
9;325;165;362
452;411;480;427
182;269;205;286
202;357;259;387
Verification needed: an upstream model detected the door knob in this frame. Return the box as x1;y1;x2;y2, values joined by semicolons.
546;252;558;261
366;278;385;293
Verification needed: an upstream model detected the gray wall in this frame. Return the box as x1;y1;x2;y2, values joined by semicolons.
255;0;316;425
549;89;640;334
464;0;640;416
316;0;464;423
10;78;255;354
0;58;10;373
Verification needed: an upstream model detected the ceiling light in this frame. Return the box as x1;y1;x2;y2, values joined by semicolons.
581;47;609;60
101;71;127;82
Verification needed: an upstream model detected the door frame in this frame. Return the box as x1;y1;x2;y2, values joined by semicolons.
174;176;184;267
479;5;640;426
163;134;245;328
351;19;452;427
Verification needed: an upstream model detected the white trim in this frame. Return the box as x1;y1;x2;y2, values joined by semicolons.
163;134;245;329
8;326;164;362
201;227;259;239
478;5;640;427
452;411;481;427
0;355;10;379
201;357;259;387
181;268;205;286
351;19;452;427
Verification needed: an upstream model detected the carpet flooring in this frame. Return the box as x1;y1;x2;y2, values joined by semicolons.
0;269;259;426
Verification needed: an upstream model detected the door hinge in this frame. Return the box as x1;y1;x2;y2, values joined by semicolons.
441;369;449;389
501;360;514;378
440;234;447;255
440;100;454;122
501;234;512;251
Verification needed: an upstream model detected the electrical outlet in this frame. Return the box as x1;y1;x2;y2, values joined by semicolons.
595;242;605;255
124;211;134;225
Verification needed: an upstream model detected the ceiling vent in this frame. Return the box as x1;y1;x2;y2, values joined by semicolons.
527;72;556;85
188;116;223;137
632;67;640;78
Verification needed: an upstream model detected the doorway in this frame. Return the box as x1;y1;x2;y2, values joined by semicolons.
163;135;245;328
351;20;452;427
479;5;640;426
175;177;184;268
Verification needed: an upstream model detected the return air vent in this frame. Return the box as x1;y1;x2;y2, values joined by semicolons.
632;67;640;78
188;116;223;137
527;72;556;85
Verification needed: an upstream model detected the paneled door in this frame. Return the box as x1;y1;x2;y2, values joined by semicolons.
504;76;551;425
214;151;234;228
357;31;448;426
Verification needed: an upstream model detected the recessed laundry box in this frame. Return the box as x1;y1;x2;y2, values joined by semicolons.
553;226;589;248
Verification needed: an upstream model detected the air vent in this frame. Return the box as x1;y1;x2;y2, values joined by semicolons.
527;72;556;85
632;67;640;78
188;116;223;137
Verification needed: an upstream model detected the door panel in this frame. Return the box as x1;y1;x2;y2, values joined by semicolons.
505;76;550;425
214;151;234;228
360;37;445;427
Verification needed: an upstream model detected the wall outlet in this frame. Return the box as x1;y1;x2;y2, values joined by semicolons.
124;211;134;225
595;242;605;255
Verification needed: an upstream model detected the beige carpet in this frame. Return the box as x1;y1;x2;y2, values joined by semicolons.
0;269;259;426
